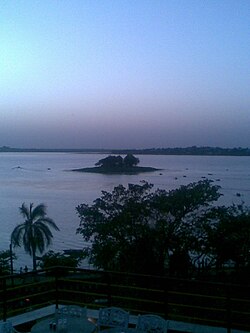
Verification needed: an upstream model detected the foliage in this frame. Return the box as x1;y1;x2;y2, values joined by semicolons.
95;154;140;169
147;180;221;275
76;180;221;275
0;250;16;275
95;155;123;168
11;203;59;270
38;250;83;269
199;204;250;270
77;182;153;272
123;153;140;167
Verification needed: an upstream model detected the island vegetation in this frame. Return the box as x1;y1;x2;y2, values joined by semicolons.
71;154;160;174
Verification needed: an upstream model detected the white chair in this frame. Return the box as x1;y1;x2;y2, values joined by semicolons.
98;307;129;331
55;306;67;319
55;305;87;331
55;306;69;328
68;305;87;318
136;314;168;333
56;305;87;319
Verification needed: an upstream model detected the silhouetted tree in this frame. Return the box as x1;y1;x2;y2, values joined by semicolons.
124;154;140;167
201;204;250;271
0;250;16;275
77;182;155;273
95;154;139;169
11;203;59;270
95;155;123;168
148;179;221;274
39;250;83;270
76;180;221;275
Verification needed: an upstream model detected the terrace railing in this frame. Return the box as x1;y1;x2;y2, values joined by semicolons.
0;267;250;332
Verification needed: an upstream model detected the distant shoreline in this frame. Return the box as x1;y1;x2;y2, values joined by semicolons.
1;146;250;156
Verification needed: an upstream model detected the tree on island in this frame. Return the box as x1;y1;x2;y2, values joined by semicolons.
11;203;59;270
72;154;158;174
95;155;124;168
95;154;140;169
123;153;140;167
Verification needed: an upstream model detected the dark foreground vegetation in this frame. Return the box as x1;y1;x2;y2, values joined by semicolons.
76;179;250;284
2;179;250;285
1;179;250;332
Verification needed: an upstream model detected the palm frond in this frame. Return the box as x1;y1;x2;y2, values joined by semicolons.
24;225;35;255
11;224;26;247
37;217;60;231
19;203;31;219
32;203;47;219
36;222;53;236
34;228;45;253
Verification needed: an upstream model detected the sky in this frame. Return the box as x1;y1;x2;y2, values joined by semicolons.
0;1;250;149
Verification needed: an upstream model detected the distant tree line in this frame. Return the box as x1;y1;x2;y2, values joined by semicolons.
1;146;250;156
111;146;250;156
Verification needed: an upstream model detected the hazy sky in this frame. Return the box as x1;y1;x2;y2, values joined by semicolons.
0;1;249;149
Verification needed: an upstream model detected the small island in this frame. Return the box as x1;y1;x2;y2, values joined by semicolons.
71;154;160;174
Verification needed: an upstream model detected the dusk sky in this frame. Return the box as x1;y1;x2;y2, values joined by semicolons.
0;1;249;149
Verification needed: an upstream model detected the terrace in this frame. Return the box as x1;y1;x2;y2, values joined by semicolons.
0;267;249;333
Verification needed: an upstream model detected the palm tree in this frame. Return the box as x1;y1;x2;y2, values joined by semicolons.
11;203;59;270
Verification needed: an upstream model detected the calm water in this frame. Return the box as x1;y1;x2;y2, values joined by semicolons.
1;152;250;271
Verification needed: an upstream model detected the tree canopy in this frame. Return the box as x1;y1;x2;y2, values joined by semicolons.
197;204;250;271
38;250;83;270
123;154;140;167
76;179;226;276
95;154;140;169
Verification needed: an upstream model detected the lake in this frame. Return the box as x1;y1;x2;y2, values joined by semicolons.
1;152;250;271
